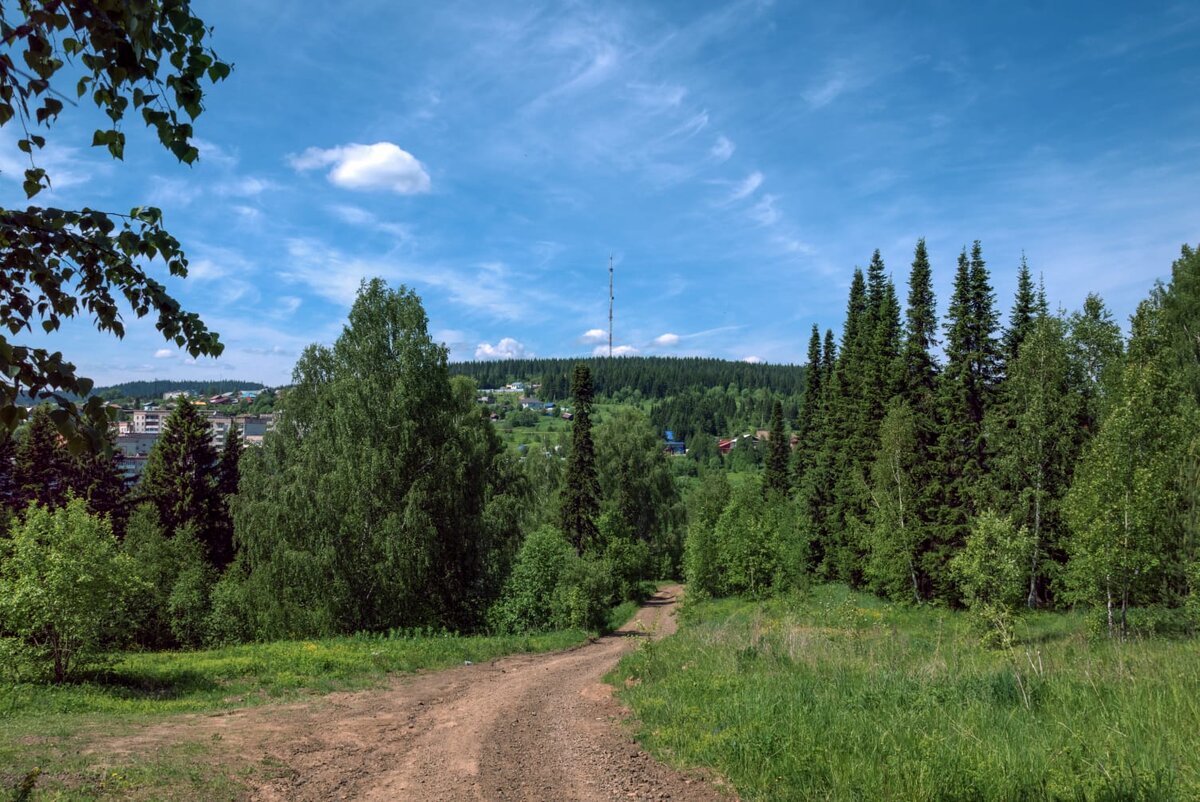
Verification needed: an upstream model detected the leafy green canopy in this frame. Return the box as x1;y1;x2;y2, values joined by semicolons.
233;280;525;637
0;0;231;449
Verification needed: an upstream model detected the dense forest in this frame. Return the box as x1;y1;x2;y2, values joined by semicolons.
450;356;805;400
687;241;1200;641
93;379;269;402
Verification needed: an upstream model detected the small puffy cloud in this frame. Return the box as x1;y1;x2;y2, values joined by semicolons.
154;348;174;359
594;344;638;356
742;355;763;363
710;135;735;163
580;328;607;343
475;337;527;360
653;333;680;347
289;142;431;194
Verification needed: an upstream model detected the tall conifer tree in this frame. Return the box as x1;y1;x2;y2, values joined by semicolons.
561;363;601;555
1002;254;1038;371
933;242;1001;599
139;401;223;564
14;406;72;510
763;399;790;499
793;326;823;480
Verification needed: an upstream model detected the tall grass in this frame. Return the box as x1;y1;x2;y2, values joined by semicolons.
610;585;1200;801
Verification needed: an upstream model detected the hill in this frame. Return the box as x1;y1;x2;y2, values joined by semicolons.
449;356;806;401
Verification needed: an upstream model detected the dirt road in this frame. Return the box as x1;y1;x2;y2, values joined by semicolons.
103;585;728;801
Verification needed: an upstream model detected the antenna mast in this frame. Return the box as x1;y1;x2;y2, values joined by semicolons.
608;255;614;358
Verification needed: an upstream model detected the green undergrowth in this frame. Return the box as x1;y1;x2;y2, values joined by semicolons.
1;627;585;800
609;584;1200;801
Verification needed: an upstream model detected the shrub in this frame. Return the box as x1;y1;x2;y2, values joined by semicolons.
489;527;573;633
950;511;1032;646
205;568;255;646
0;499;142;682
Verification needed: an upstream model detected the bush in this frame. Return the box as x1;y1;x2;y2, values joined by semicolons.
205;568;255;646
551;555;614;631
0;499;142;682
489;527;616;633
950;511;1032;647
122;507;215;649
489;527;572;633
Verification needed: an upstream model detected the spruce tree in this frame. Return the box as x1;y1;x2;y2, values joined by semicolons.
932;242;1001;600
893;238;941;600
1002;254;1038;370
14;405;72;510
209;424;242;569
139;401;222;564
561;363;601;555
763;399;790;499
823;268;872;583
72;433;130;535
793;325;823;480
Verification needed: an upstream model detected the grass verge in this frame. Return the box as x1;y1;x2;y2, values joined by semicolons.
608;584;1200;801
1;628;586;800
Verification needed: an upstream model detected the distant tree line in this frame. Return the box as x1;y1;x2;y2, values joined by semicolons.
687;241;1200;641
93;379;268;402
450;356;805;401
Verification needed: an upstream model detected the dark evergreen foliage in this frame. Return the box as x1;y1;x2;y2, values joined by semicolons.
561;364;601;555
763;400;790;499
138;401;224;566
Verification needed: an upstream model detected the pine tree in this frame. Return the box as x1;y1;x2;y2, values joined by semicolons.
763;399;790;499
561;363;601;555
139;401;222;564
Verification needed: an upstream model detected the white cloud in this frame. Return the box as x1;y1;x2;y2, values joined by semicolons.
594;344;638;356
742;355;763;363
154;348;174;359
710;135;735;163
289;142;431;194
580;328;607;343
749;193;781;226
653;333;680;347
728;170;764;201
475;337;527;360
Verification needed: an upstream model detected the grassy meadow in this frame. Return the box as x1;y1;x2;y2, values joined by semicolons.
1;628;586;800
610;585;1200;801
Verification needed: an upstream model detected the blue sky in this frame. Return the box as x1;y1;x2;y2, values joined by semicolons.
6;1;1199;386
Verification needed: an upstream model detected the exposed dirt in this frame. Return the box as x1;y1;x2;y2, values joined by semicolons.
97;585;732;801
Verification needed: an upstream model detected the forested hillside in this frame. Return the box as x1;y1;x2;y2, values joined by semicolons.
93;379;268;402
450;356;805;400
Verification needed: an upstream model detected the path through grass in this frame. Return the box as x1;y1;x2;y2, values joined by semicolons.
610;585;1200;801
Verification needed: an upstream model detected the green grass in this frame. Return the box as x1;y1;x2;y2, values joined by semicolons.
1;628;586;800
609;585;1200;801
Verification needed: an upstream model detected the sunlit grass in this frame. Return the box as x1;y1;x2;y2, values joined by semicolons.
610;585;1200;801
